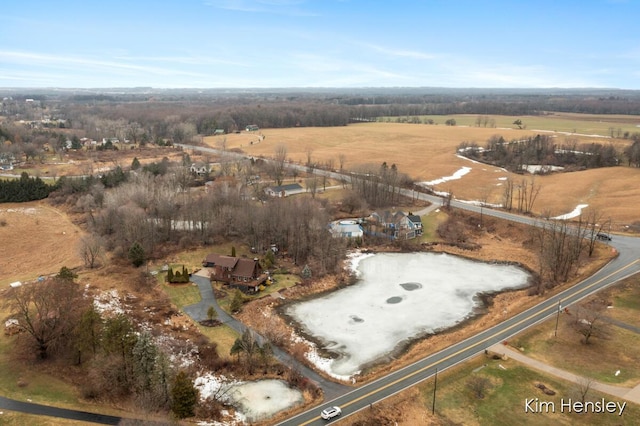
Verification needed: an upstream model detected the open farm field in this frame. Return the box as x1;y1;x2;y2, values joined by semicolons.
388;112;640;137
0;201;84;286
207;118;640;227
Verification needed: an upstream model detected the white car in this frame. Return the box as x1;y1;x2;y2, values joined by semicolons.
320;406;342;420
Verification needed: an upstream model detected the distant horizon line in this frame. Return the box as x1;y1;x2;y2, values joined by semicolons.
1;86;638;94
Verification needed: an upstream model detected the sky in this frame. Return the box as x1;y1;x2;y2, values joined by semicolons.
1;0;639;89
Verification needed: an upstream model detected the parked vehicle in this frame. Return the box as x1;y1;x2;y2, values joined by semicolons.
320;406;341;420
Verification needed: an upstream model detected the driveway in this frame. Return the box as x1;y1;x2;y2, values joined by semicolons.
184;274;350;400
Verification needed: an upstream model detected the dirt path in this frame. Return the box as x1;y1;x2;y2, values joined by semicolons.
488;343;640;404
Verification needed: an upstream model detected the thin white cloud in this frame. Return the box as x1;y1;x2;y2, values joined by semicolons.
358;42;437;60
114;54;250;68
204;0;317;16
0;50;212;79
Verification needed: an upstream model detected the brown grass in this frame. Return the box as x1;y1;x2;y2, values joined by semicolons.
0;201;84;286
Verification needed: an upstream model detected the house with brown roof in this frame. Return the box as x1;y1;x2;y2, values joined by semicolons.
202;254;266;293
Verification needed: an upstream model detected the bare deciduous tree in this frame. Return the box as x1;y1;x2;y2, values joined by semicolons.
79;234;104;268
574;300;609;345
271;145;288;186
7;277;88;359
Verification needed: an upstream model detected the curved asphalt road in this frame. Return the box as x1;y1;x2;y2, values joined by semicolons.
0;396;121;425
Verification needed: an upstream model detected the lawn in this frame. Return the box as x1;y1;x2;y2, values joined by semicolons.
417;208;448;243
430;355;640;426
511;308;640;386
160;279;202;307
195;322;240;358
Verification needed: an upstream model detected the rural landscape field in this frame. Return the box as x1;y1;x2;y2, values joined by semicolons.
1;89;640;426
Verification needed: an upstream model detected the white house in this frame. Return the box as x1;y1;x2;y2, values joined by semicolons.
264;183;305;198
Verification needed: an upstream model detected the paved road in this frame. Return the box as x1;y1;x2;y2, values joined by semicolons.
0;396;122;425
184;274;350;400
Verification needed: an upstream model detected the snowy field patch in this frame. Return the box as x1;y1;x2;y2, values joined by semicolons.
551;204;589;220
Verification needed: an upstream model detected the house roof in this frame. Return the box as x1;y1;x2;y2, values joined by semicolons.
370;210;407;224
233;258;259;278
268;183;303;193
407;214;422;224
204;253;238;269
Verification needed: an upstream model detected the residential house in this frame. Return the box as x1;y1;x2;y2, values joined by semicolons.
264;183;304;198
365;210;422;240
407;213;424;237
0;153;15;171
213;129;225;135
190;162;211;176
202;254;266;293
245;124;259;132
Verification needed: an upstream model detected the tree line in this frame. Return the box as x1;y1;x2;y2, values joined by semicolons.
0;172;55;202
457;134;620;173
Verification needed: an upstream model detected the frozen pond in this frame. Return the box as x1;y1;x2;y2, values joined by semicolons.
195;376;304;423
286;252;531;377
228;380;304;423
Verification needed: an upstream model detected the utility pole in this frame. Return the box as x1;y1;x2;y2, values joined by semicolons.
554;300;562;337
432;368;438;415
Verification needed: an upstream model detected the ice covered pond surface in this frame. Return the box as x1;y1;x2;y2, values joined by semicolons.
286;252;531;377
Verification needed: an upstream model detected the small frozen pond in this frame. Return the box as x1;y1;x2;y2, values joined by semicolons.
195;376;304;423
286;252;531;377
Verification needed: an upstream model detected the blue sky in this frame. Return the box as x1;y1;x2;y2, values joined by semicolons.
1;0;639;89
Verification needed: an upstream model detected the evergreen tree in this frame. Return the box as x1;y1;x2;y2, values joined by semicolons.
230;289;244;313
128;242;145;267
132;332;157;394
171;371;198;419
56;266;78;281
207;305;218;321
131;157;141;170
301;264;312;280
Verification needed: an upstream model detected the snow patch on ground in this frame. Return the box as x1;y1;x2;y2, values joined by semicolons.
93;289;126;316
419;166;471;186
458;200;503;208
0;207;38;215
551;204;589;220
523;164;564;174
287;252;530;376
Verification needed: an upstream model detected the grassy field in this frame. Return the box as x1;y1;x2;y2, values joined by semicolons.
513;319;640;385
0;202;84;286
509;274;640;387
385;112;640;137
204;116;640;227
430;355;640;426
